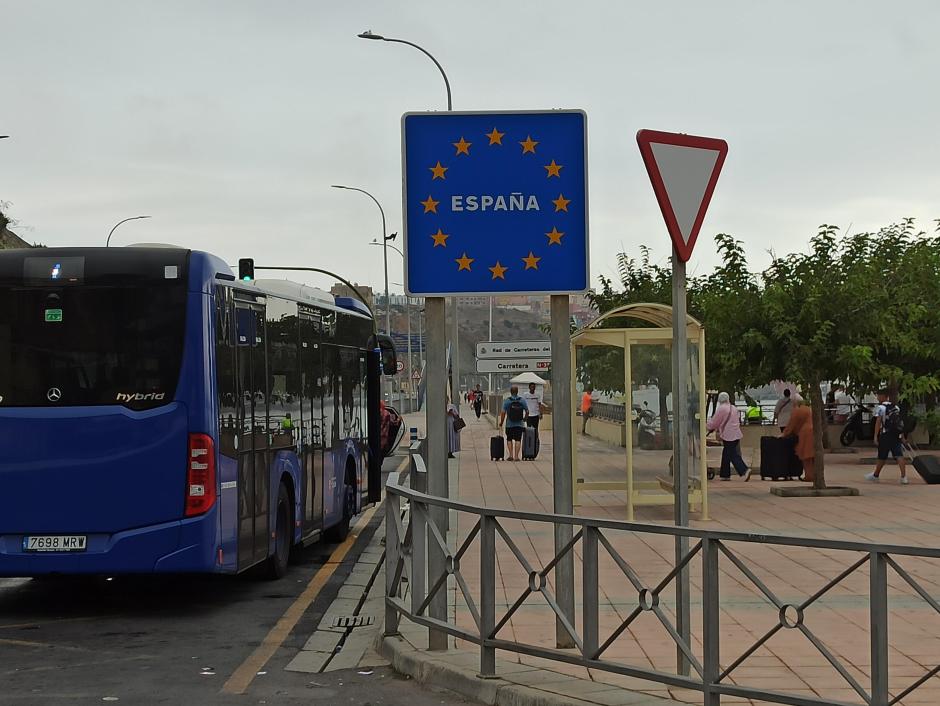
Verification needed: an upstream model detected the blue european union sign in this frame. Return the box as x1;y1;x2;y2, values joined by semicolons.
402;110;588;296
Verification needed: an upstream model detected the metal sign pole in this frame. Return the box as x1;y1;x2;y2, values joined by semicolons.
551;294;575;648
671;250;691;676
452;300;460;410
425;296;449;650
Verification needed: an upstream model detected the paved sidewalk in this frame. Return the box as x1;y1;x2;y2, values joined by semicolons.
397;410;940;706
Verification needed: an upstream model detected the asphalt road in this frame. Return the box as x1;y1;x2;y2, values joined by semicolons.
0;496;469;705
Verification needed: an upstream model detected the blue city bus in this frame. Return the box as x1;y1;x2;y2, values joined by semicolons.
0;246;391;578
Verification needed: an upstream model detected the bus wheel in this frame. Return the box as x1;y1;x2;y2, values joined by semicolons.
265;483;291;580
325;485;352;543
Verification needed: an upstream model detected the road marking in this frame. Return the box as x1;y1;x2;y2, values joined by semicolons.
221;502;380;695
0;637;92;651
0;616;100;631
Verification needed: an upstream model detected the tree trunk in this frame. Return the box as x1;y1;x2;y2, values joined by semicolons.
808;383;827;489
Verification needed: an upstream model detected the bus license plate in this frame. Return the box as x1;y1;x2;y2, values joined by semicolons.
23;536;87;552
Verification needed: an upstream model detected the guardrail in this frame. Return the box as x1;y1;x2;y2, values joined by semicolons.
383;474;940;706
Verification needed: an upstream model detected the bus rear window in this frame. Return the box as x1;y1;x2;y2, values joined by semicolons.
0;283;187;409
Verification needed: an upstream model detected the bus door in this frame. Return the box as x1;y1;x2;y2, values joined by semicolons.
299;315;324;538
235;303;270;569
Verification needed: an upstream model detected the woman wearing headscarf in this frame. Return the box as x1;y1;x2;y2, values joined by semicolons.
706;392;751;481
446;400;462;458
782;398;815;482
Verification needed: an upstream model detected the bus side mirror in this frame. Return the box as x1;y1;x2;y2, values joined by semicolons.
371;334;398;376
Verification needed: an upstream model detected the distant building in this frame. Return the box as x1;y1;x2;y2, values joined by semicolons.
376;293;424;308
330;282;374;309
0;226;30;250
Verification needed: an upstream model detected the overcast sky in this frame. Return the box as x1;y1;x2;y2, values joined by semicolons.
2;1;938;293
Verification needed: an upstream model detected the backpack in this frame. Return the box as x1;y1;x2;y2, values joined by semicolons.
882;403;904;435
507;398;525;423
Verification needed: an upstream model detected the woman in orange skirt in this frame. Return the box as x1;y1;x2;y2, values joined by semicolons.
782;399;815;482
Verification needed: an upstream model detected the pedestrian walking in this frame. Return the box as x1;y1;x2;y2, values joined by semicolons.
447;401;462;458
706;392;751;481
865;389;910;484
782;398;816;482
521;382;546;432
773;388;795;432
499;385;527;461
580;386;594;435
472;383;484;419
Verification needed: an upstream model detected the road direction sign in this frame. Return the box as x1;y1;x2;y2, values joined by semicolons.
636;130;728;263
402;110;589;296
475;340;551;359
476;358;551;374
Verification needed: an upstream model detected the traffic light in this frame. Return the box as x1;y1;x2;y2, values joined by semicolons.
238;258;254;281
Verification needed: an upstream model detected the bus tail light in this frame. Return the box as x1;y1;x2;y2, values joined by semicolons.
185;433;216;517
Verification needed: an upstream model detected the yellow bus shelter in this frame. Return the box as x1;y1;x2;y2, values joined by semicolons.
570;303;709;521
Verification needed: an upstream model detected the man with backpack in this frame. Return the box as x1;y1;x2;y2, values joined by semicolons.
499;385;528;461
865;389;910;484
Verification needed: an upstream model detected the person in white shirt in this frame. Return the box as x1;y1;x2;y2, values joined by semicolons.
773;388;795;432
835;390;853;423
521;382;546;432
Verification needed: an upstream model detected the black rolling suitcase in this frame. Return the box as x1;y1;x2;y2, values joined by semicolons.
490;435;505;461
522;427;540;460
905;443;940;484
760;436;803;480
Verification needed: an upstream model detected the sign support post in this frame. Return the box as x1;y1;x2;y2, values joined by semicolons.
636;128;728;677
671;252;691;675
551;294;575;648
425;296;449;650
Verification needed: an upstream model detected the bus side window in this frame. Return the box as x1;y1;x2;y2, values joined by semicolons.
215;288;237;457
266;297;300;449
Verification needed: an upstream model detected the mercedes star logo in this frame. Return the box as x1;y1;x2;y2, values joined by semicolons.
47;387;62;402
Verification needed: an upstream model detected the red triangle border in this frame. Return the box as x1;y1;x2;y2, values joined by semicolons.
636;129;728;263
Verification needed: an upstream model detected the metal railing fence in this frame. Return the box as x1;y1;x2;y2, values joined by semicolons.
384;473;940;706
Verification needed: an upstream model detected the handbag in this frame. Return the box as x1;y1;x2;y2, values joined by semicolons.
453;416;467;432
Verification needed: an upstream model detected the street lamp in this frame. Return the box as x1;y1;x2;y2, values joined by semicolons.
106;215;151;247
372;239;416;412
358;29;460;410
357;31;452;111
331;185;393;337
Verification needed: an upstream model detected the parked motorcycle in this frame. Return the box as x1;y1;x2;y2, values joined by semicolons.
637;407;658;450
840;403;875;447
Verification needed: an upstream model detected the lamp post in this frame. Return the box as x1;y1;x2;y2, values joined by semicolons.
359;28;454;651
358;29;459;406
372;240;415;412
106;215;151;247
331;185;391;337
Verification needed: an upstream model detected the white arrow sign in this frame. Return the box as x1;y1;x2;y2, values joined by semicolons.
476;358;551;373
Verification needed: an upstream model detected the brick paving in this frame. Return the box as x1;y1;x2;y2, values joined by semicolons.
401;411;940;705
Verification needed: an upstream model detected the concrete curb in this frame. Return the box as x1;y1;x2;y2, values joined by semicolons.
377;635;678;706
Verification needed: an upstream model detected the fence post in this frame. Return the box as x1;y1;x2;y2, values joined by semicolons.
385;487;402;637
870;551;889;706
479;513;497;677
582;525;599;662
702;537;720;706
411;501;428;628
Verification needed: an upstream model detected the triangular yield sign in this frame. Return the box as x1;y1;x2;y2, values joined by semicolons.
636;129;728;262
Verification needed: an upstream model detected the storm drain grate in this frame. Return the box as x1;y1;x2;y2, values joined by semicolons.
331;615;374;629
